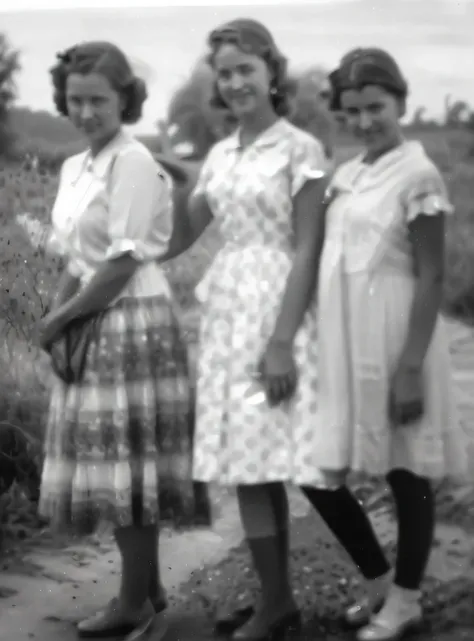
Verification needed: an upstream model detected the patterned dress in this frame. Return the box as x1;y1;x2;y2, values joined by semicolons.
191;118;329;486
39;130;193;533
315;140;468;482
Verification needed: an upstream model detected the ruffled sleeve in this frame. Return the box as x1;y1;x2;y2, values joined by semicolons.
290;131;328;197
402;166;453;224
105;149;173;262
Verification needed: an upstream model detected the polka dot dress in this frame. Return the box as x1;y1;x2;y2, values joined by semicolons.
191;119;330;486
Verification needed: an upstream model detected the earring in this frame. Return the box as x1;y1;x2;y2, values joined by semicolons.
270;86;277;95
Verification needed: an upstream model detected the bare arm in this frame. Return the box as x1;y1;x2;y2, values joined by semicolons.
399;213;445;367
50;267;81;311
270;176;329;344
55;255;139;324
154;154;214;262
161;183;214;261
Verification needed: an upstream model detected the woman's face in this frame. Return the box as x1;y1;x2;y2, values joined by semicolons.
213;43;273;119
66;72;123;146
340;84;404;157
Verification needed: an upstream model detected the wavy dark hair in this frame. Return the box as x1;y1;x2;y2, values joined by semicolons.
206;18;294;117
50;41;148;125
328;47;408;112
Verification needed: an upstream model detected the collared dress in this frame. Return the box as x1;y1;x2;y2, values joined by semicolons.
315;140;469;483
39;130;193;534
191;118;329;487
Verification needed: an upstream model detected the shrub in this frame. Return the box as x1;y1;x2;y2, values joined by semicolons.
0;33;21;158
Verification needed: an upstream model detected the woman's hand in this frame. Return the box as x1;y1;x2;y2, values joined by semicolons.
389;360;424;426
258;339;298;407
38;308;69;350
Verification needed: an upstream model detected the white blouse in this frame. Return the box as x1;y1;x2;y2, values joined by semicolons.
49;129;173;302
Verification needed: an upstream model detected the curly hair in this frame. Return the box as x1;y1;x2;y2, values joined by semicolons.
50;41;148;125
205;18;293;117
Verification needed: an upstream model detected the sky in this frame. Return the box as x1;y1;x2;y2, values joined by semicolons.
1;0;473;133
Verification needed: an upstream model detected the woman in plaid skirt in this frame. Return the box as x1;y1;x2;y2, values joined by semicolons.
37;41;193;638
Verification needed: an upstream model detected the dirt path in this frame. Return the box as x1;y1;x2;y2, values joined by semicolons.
1;487;472;641
0;317;473;640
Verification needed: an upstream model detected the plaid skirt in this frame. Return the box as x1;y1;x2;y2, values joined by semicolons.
39;295;193;534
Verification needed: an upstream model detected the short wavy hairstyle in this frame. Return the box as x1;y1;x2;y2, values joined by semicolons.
50;41;148;125
328;47;408;112
205;18;294;118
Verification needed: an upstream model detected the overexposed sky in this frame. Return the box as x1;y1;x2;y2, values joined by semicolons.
0;0;360;10
2;0;473;133
1;0;469;11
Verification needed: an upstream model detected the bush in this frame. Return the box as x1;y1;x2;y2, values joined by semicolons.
0;163;60;443
0;33;21;158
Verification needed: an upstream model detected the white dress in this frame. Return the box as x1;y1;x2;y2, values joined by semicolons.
191;118;329;486
316;140;469;481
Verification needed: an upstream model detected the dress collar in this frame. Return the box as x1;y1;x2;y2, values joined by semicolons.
71;129;130;182
223;118;286;154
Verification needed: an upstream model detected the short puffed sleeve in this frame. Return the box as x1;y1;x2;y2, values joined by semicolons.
191;143;221;199
290;131;328;197
401;164;453;224
105;149;172;262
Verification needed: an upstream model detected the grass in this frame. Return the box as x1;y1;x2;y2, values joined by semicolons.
0;126;473;542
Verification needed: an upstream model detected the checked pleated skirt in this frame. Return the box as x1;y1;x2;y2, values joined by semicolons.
39;295;194;534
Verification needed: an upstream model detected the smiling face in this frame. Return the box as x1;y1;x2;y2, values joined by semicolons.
66;72;123;148
340;84;404;159
213;43;273;119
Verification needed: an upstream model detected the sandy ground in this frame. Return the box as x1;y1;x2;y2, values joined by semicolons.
0;317;473;640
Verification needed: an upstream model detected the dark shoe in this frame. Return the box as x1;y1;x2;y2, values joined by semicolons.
151;596;168;614
77;599;155;639
232;610;301;641
215;603;255;634
124;611;167;641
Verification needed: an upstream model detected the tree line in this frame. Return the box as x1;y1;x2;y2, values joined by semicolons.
0;32;473;169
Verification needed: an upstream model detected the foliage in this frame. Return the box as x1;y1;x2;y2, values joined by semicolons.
0;33;21;157
10;106;82;145
163;59;335;160
164;58;223;160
